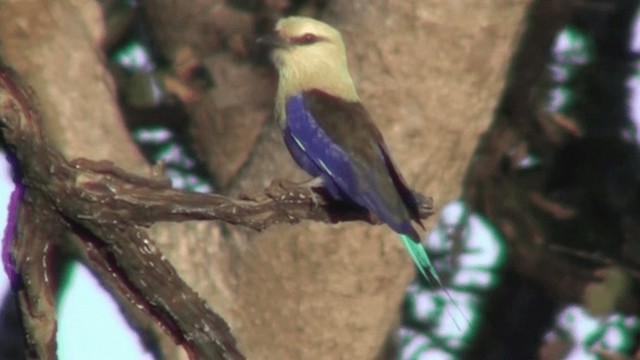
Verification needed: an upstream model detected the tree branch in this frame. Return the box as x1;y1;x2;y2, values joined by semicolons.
13;191;59;359
0;67;434;359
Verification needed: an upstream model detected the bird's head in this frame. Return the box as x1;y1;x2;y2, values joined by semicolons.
260;16;358;103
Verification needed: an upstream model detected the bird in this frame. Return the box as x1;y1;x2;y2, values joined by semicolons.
260;16;442;289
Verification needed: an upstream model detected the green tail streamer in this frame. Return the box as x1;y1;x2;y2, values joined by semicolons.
399;234;469;327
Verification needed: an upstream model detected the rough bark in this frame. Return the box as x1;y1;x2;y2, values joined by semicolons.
0;1;182;358
0;1;530;360
2;70;430;357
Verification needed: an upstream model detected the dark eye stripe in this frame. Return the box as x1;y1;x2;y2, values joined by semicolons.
290;33;322;45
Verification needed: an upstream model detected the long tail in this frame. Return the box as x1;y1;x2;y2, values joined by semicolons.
399;234;440;285
399;234;469;327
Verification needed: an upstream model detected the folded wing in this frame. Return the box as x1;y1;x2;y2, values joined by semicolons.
284;89;422;241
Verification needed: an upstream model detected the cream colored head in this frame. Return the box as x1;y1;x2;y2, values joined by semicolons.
268;16;359;125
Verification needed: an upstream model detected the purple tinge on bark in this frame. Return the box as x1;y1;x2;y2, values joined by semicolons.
2;179;22;290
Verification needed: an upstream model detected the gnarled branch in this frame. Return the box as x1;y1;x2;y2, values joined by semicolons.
0;68;434;359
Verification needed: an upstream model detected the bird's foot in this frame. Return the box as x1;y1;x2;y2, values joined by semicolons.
298;177;324;207
267;177;324;207
266;177;324;207
299;177;324;188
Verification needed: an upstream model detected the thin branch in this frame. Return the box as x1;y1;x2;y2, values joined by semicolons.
67;158;434;230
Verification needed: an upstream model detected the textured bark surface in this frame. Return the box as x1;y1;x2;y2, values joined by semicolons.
0;1;185;358
0;0;146;170
0;1;529;359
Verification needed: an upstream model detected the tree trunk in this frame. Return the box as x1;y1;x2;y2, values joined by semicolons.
0;0;530;358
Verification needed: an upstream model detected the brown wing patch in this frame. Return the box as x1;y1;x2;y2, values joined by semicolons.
302;89;420;223
303;89;383;162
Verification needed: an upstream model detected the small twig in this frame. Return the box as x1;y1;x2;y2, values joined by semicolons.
528;191;577;220
550;112;584;138
548;244;640;278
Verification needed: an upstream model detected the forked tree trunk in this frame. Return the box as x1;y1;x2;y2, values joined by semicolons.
0;0;532;359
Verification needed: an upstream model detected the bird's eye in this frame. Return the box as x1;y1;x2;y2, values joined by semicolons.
291;33;319;45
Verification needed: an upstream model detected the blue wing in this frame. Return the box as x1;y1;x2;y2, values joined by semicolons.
283;95;357;200
284;91;421;241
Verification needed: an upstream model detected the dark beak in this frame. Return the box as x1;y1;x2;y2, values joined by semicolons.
256;33;288;48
